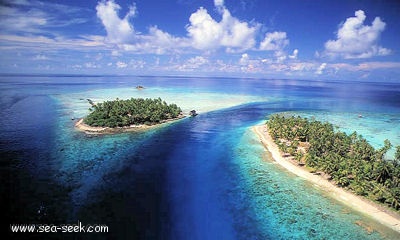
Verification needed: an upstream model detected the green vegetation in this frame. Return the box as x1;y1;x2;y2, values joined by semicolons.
83;97;182;128
267;114;400;211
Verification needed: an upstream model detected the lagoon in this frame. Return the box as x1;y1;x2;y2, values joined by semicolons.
2;75;400;239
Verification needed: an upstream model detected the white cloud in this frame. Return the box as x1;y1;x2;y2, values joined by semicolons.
289;49;298;59
259;31;293;62
237;53;264;73
96;0;136;44
214;0;224;8
95;1;186;54
328;61;400;72
94;1;289;56
0;34;105;51
145;26;188;54
7;0;398;80
164;56;210;72
315;63;327;75
356;62;400;70
239;53;249;65
0;0;90;35
188;56;208;65
261;58;271;63
0;6;47;33
186;8;223;50
290;62;314;72
0;1;106;55
274;51;287;63
186;7;258;51
33;54;48;60
129;59;146;69
259;32;289;51
269;63;289;72
182;56;209;70
116;61;127;68
324;10;391;59
85;62;100;68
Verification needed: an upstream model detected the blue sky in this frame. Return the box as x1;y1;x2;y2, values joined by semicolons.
1;0;399;81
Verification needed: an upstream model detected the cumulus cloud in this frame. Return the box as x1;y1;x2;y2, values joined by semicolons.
324;10;391;59
96;0;136;44
181;56;209;70
289;62;314;72
2;0;326;76
186;8;222;50
95;1;186;54
164;56;210;72
260;32;289;51
187;56;208;66
95;1;296;56
238;53;261;72
315;63;327;75
289;49;298;59
146;26;188;54
95;0;259;54
239;53;250;65
186;6;258;51
259;31;294;62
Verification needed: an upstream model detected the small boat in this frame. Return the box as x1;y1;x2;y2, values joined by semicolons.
189;110;198;117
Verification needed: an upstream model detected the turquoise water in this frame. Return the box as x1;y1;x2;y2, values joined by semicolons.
1;75;399;239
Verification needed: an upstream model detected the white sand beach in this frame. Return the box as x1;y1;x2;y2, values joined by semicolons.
75;115;186;134
252;124;400;234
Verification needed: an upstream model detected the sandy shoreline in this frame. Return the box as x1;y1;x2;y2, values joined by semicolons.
252;124;400;234
75;115;186;134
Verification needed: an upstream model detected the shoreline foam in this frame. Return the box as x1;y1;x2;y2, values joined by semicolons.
252;124;400;234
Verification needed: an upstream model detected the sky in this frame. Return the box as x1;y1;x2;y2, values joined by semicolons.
0;0;400;81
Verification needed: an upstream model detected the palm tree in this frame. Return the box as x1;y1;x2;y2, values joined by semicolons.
385;183;400;210
266;114;400;211
370;182;388;203
395;146;400;161
376;139;392;161
374;160;392;184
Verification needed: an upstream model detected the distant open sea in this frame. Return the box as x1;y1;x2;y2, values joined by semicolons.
1;75;400;239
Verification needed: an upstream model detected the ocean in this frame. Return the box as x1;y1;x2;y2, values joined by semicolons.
1;75;399;239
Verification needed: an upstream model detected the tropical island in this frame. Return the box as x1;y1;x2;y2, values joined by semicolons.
253;114;400;233
75;97;184;134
